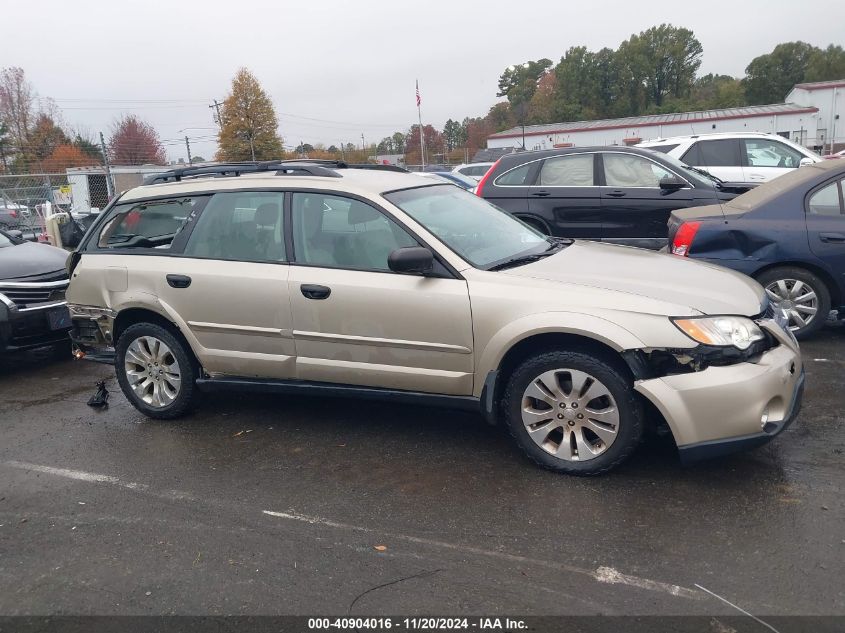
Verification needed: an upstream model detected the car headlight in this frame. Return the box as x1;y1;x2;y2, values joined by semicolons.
671;316;765;350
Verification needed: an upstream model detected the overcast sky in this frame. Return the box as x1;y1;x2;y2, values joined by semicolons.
5;0;844;161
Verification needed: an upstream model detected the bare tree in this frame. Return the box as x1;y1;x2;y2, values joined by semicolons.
0;67;36;150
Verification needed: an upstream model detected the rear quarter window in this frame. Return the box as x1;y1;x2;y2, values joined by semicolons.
494;162;533;186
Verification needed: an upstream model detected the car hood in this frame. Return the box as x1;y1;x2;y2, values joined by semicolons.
501;240;765;316
0;241;68;280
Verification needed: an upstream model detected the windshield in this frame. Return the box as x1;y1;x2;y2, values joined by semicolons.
384;185;550;268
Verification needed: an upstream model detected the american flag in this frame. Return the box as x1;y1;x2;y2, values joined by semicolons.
416;80;421;108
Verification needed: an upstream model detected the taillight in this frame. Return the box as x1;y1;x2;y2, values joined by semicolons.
475;159;500;197
672;221;700;256
9;210;17;219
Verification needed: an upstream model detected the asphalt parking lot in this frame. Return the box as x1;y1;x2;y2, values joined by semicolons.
0;328;842;618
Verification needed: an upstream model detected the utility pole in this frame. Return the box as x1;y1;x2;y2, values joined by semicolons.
185;136;192;166
209;100;224;127
99;132;115;199
339;142;345;161
361;133;365;152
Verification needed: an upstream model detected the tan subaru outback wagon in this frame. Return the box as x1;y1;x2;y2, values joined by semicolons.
66;161;804;475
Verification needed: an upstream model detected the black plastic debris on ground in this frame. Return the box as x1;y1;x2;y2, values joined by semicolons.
87;381;109;408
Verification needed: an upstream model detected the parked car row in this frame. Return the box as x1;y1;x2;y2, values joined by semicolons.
63;160;803;476
476;145;753;249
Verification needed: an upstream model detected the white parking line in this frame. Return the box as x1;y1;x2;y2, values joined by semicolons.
5;461;149;491
3;460;195;501
263;509;700;600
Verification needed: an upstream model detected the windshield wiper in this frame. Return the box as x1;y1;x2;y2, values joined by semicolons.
488;239;570;271
684;165;724;184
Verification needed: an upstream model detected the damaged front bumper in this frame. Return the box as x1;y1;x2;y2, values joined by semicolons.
69;304;116;364
631;320;804;463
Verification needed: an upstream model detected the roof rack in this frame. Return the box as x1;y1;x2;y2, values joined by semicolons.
144;160;341;184
144;159;408;185
280;159;409;173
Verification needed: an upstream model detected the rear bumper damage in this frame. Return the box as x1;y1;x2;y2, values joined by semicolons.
69;304;116;364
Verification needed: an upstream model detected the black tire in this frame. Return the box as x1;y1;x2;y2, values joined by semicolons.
501;350;643;475
755;266;830;340
115;322;198;419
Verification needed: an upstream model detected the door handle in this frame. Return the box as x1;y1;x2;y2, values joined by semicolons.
605;190;626;198
531;190;550;197
819;232;845;243
166;274;191;288
300;284;331;300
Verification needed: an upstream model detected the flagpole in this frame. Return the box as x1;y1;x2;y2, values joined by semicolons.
416;79;425;169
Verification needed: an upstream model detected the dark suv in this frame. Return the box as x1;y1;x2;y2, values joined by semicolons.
476;147;752;249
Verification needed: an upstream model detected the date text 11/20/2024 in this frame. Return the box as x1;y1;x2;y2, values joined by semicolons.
307;618;527;630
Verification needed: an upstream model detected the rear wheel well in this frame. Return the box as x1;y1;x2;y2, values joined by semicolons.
752;261;841;307
113;308;200;370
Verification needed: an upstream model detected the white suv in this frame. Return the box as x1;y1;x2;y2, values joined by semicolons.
638;133;821;183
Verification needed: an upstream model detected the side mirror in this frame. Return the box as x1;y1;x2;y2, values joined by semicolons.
659;174;687;191
6;229;23;239
799;157;814;167
388;246;434;274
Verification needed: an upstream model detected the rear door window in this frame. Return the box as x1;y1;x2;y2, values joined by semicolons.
537;154;594;186
96;197;200;250
682;139;740;167
807;181;844;217
603;153;674;188
183;192;286;262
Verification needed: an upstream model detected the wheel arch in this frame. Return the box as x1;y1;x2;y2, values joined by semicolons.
477;314;645;424
113;307;201;370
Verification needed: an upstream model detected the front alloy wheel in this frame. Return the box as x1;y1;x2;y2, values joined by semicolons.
503;350;643;475
522;369;619;460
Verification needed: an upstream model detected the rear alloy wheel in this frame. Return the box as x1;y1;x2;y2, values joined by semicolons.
115;322;197;419
757;267;830;339
502;350;643;475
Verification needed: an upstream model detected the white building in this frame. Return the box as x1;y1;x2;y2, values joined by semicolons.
66;165;169;213
786;79;844;152
487;79;845;154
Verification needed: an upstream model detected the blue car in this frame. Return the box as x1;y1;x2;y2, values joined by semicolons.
668;159;845;339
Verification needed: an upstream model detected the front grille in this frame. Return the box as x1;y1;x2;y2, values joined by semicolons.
0;277;68;309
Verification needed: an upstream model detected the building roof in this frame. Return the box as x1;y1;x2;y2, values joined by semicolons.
488;102;818;140
792;79;845;91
